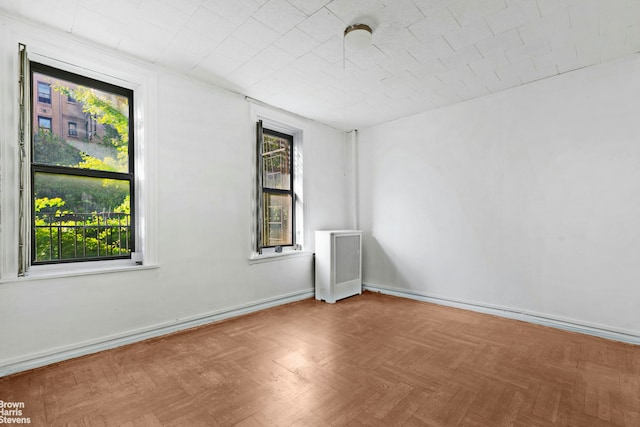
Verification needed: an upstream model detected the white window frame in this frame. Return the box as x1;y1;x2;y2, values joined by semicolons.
0;24;158;282
249;102;307;263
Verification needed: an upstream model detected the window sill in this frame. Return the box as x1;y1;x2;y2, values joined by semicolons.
248;250;313;265
0;261;159;284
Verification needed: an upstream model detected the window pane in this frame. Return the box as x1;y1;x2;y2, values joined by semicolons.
32;72;130;173
37;82;51;103
33;172;131;262
68;122;78;136
262;133;291;190
262;193;292;246
38;116;52;131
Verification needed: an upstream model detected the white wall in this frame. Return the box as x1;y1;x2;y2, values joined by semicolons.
0;15;351;372
358;54;640;336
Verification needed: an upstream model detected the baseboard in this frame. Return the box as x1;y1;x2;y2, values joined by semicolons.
0;289;314;377
363;283;640;345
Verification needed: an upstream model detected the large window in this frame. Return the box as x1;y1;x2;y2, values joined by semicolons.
30;62;134;264
257;126;294;250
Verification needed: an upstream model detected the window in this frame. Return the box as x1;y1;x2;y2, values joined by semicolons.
68;121;77;136
37;81;51;104
37;116;51;131
251;109;305;261
257;124;296;251
30;62;134;264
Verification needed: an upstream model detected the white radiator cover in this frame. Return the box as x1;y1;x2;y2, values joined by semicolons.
315;230;362;303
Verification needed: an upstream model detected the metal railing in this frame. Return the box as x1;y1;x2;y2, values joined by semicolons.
34;212;131;262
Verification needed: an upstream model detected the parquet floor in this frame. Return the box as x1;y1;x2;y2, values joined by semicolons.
1;291;639;426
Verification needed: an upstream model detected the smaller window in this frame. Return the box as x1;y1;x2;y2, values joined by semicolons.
67;94;76;103
37;81;51;104
260;128;294;248
68;122;77;137
38;116;52;131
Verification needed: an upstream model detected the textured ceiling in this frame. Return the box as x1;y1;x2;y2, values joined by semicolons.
2;0;640;130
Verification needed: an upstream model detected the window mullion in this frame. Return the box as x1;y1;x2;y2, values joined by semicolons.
262;188;291;196
32;164;132;181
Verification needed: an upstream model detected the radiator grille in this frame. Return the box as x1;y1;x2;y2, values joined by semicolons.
335;235;360;284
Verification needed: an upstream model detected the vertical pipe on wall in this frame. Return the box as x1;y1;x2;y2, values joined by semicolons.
17;43;29;276
345;129;358;230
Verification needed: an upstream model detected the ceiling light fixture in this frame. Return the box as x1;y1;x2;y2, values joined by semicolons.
344;24;373;51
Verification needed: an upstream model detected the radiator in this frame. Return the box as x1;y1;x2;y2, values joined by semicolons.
314;230;362;303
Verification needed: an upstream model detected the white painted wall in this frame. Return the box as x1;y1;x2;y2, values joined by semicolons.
358;54;640;336
0;15;350;371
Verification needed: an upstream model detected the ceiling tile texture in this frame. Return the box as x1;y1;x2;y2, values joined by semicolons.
2;0;640;129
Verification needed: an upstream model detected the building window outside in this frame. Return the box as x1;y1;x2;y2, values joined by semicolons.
37;81;51;104
68;121;77;136
30;62;134;264
38;116;51;131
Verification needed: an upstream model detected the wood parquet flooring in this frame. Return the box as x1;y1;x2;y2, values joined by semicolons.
1;291;639;426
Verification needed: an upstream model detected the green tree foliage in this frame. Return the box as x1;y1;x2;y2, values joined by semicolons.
114;195;131;215
33;129;83;166
76;153;120;172
34;197;66;214
35;174;128;214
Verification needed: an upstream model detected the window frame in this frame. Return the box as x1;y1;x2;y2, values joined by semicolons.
29;61;136;265
0;35;158;283
250;105;306;261
37;115;51;131
68;121;77;137
260;127;295;250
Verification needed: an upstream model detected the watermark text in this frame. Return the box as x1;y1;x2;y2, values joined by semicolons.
0;401;31;424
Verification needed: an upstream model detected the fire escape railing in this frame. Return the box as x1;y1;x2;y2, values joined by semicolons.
34;212;131;262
